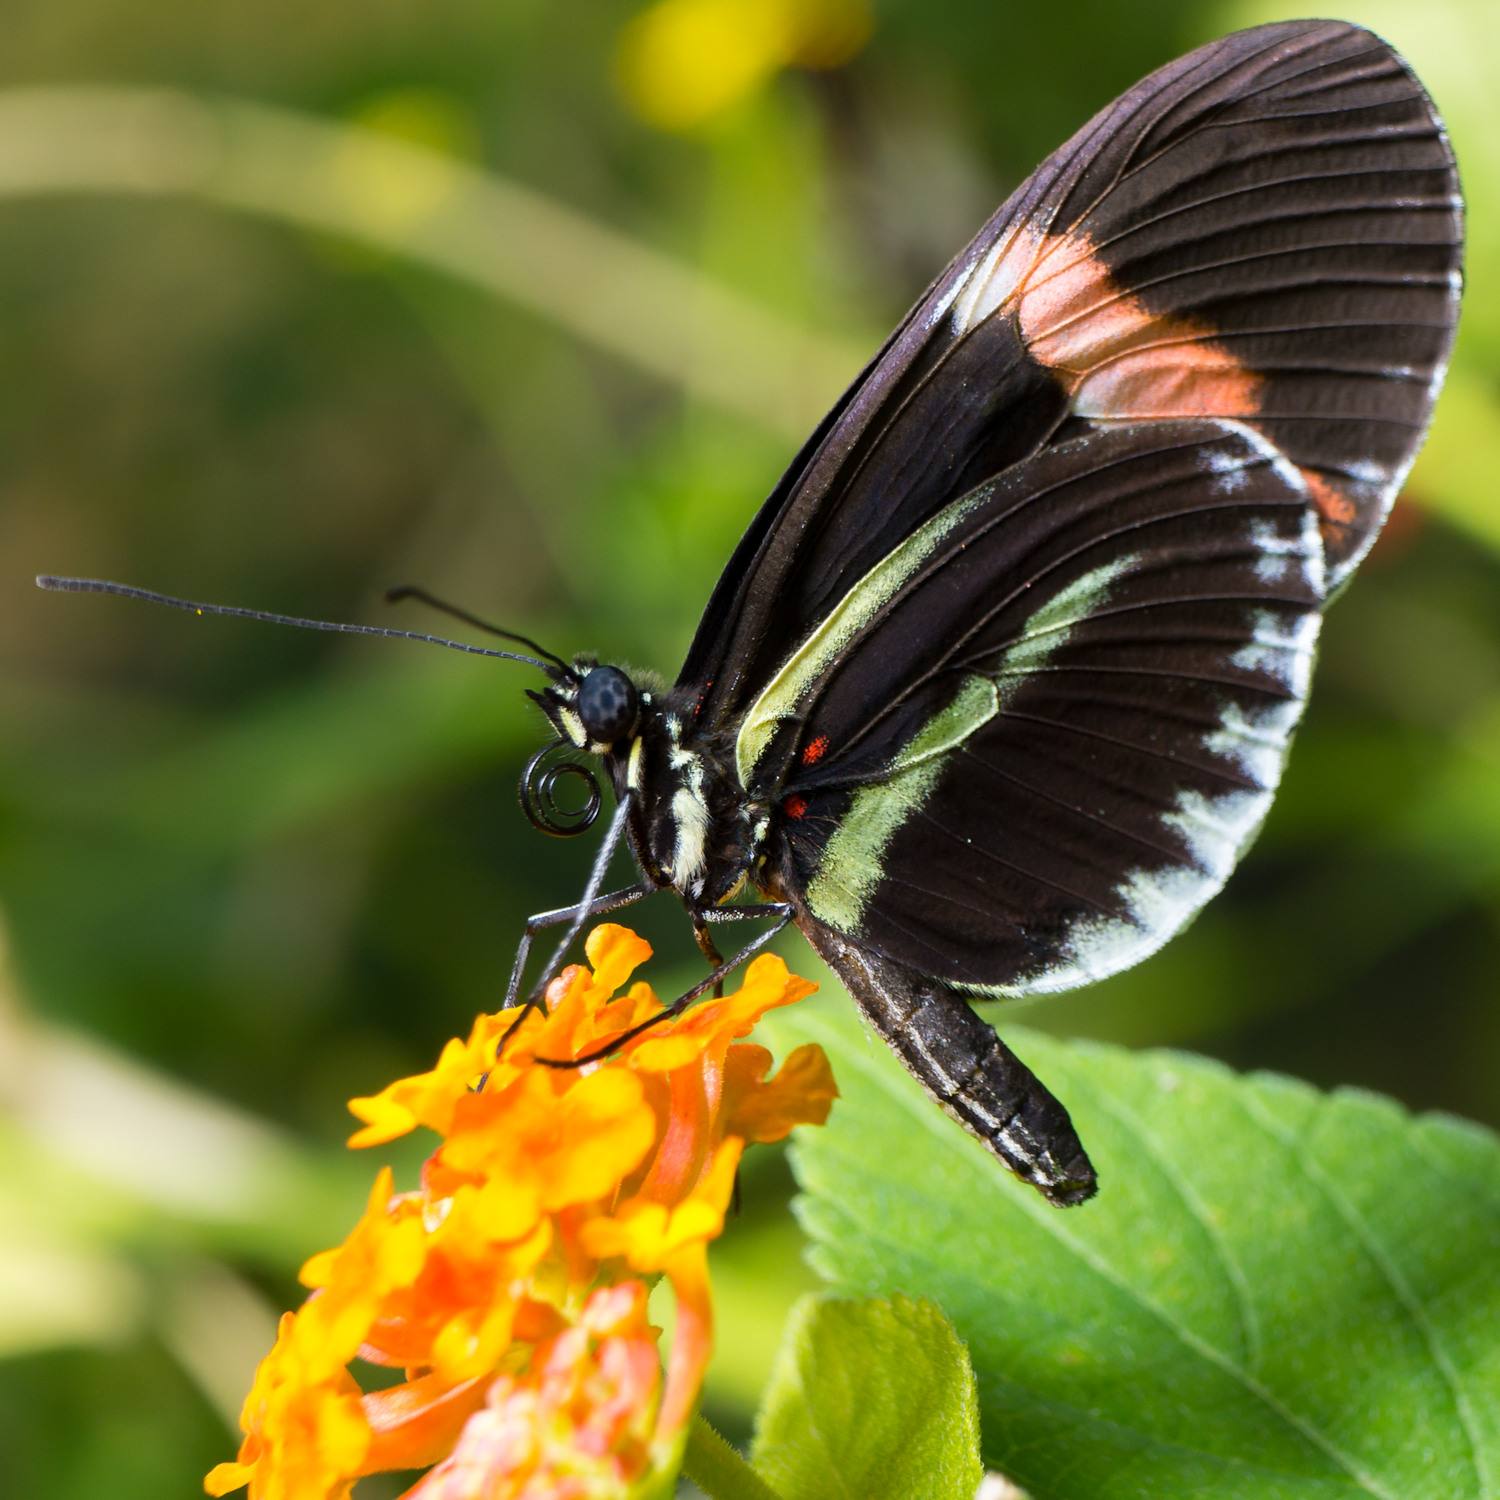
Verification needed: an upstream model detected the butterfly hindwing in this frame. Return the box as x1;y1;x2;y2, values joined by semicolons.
678;18;1459;737
753;419;1325;992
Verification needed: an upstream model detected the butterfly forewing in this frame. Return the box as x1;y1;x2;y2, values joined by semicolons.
679;18;1460;741
1006;23;1461;587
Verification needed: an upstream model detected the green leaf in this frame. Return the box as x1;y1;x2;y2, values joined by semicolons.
764;1000;1500;1500
685;1416;785;1500
749;1293;983;1500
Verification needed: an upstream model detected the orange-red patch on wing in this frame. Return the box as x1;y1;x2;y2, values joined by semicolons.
801;735;830;765
1300;468;1358;525
953;224;1262;424
783;795;808;820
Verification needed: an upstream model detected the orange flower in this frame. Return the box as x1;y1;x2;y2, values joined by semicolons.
206;924;834;1500
409;1282;661;1500
204;1312;370;1500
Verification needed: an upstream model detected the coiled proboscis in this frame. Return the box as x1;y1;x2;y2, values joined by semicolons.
520;738;602;836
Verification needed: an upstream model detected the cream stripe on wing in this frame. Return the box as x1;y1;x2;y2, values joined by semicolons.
804;555;1138;934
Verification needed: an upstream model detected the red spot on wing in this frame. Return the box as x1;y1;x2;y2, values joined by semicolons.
783;795;808;821
1298;466;1365;557
801;735;830;765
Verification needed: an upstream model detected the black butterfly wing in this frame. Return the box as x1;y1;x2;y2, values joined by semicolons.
752;419;1323;992
678;19;1460;733
670;21;1460;1204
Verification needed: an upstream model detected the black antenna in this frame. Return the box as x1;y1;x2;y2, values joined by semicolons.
384;585;575;678
35;576;563;676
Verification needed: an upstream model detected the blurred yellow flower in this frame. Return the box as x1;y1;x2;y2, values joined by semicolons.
205;924;834;1500
617;0;873;132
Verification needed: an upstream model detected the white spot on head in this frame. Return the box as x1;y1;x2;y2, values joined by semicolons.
557;706;587;747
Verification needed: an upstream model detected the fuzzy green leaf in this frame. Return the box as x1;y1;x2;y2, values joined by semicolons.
765;1000;1500;1500
750;1293;983;1500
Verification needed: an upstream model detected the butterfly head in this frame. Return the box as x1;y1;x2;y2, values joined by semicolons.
529;662;647;756
522;662;669;842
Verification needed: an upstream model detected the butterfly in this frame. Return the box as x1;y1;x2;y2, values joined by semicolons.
42;19;1462;1206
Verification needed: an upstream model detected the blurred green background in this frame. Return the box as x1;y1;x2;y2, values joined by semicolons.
1;0;1498;1494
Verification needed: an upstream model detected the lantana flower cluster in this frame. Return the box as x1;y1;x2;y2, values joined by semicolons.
206;924;835;1500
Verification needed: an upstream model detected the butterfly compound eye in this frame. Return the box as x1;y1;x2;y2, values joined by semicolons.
576;666;639;745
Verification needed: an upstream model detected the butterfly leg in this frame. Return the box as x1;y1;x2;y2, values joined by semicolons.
695;901;794;995
501;793;656;1046
691;918;725;995
538;903;794;1069
503;877;656;1012
669;903;794;1012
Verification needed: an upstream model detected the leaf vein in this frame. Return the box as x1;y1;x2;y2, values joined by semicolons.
1235;1088;1490;1498
790;1014;1401;1500
1063;1070;1264;1375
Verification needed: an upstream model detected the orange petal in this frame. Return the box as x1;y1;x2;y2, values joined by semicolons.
431;1298;519;1384
585;923;654;995
627;1026;711;1074
724;1042;838;1142
299;1248;339;1291
471;1175;545;1242
347;1037;485;1147
723;954;818;1030
580;1200;669;1264
583;1139;743;1270
361;1373;490;1474
540;1069;658;1208
657;1240;713;1443
203;1461;252;1496
628;955;816;1073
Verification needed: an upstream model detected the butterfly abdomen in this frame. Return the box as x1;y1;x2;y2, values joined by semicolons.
799;912;1097;1206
